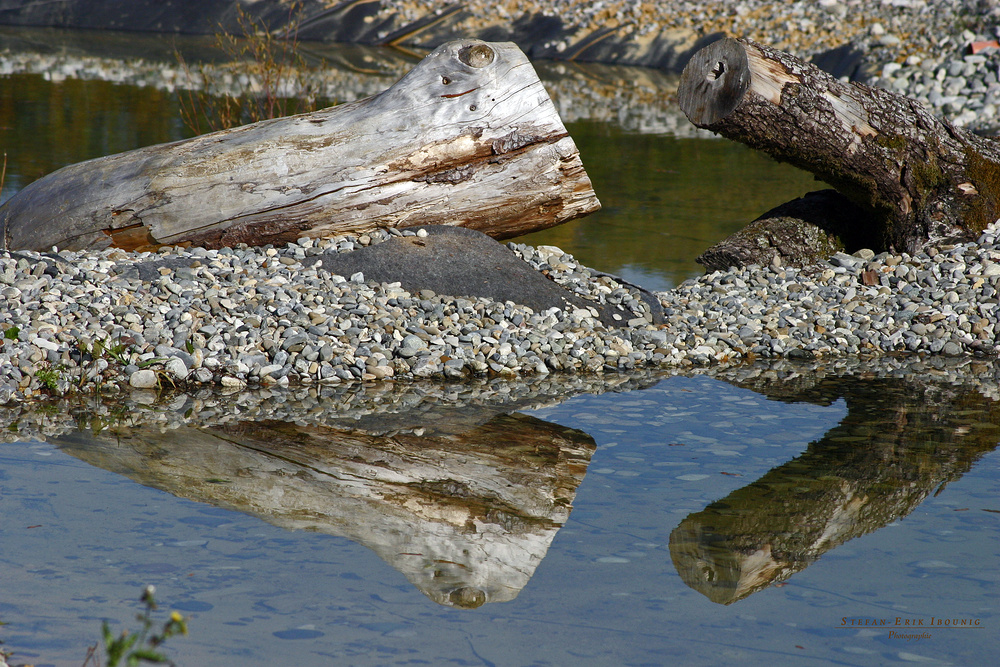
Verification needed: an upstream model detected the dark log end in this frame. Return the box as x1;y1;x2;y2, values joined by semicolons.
678;37;750;127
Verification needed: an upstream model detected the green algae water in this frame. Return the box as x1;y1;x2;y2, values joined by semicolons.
520;122;818;291
1;33;998;667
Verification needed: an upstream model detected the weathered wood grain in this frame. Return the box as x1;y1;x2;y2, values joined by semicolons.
0;39;600;252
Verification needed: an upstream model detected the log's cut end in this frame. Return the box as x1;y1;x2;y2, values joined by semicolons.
0;39;599;253
678;37;750;127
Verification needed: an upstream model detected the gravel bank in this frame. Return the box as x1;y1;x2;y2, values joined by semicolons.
2;219;999;404
3;1;1000;132
0;229;665;402
386;0;996;63
380;0;1000;132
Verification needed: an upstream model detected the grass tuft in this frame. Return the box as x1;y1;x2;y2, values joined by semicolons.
176;1;327;134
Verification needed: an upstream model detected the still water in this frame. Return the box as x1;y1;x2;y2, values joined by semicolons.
1;31;999;667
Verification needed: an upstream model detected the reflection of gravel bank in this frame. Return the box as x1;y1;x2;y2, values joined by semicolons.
4;354;999;443
0;368;660;442
711;354;1000;403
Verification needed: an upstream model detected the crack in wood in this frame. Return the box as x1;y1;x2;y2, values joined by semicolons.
441;88;478;99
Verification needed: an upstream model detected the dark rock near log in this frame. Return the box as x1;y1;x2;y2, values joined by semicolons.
122;225;664;327
696;189;877;271
314;226;664;327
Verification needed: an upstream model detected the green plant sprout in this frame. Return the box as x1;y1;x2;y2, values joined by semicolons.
75;333;176;394
34;363;65;393
1;587;187;667
83;586;188;667
84;334;138;367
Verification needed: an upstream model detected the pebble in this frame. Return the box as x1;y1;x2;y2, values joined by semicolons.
129;369;158;389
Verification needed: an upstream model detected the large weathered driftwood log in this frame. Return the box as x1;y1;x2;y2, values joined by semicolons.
679;37;1000;257
0;39;599;253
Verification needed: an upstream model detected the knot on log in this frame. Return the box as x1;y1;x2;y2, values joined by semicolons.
458;43;495;68
491;131;539;156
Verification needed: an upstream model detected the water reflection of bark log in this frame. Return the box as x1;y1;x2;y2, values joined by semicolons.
670;374;1000;605
55;411;595;608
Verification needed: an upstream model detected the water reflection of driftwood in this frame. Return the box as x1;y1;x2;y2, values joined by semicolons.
670;371;1000;605
53;396;597;608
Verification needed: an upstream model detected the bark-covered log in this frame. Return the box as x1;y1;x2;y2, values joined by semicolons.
696;189;876;271
0;39;600;253
679;37;1000;256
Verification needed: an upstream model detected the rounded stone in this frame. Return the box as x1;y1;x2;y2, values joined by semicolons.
128;369;158;389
